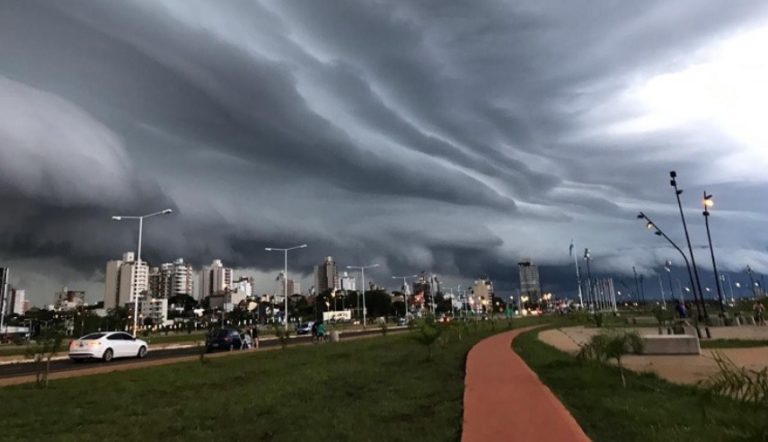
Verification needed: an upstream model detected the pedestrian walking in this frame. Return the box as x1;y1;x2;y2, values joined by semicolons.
754;301;766;326
317;321;326;342
311;321;319;343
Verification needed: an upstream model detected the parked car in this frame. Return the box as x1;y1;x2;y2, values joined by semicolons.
205;328;243;352
69;331;148;362
295;321;315;335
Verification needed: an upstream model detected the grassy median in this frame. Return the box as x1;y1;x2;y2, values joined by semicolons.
513;328;768;441
0;319;531;442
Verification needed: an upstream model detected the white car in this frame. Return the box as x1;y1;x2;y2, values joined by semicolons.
68;331;149;362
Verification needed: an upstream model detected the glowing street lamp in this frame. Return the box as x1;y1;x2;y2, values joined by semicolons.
702;192;725;315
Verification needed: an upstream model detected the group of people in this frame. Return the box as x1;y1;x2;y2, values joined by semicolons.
675;298;767;326
241;326;260;349
311;321;327;343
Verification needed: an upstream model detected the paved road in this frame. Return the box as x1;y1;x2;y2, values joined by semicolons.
0;327;397;379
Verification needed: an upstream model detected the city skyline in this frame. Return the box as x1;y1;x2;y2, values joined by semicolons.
2;2;768;306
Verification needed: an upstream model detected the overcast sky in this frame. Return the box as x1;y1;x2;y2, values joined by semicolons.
2;1;768;306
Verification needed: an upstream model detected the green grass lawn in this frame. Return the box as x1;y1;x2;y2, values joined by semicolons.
700;339;768;349
0;320;530;442
513;328;768;441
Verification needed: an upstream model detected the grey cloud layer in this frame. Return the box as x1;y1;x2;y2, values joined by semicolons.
1;0;768;304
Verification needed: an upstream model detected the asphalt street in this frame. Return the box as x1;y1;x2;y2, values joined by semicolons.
0;327;398;379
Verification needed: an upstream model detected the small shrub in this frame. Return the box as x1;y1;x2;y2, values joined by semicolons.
411;316;443;361
700;351;768;406
593;312;604;328
272;324;291;350
578;330;644;387
25;326;66;389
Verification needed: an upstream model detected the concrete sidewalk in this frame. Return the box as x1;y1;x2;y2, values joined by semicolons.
462;328;590;442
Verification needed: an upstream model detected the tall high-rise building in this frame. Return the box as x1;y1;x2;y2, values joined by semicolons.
314;256;339;293
518;259;541;300
200;259;234;299
104;258;122;310
2;288;26;316
0;268;9;320
277;275;301;299
233;277;254;298
150;258;194;298
55;288;85;311
104;252;149;309
339;272;356;291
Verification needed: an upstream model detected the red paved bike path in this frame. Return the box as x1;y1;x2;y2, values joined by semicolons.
462;327;590;442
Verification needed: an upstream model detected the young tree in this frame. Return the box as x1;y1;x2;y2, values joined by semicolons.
411;316;444;361
25;326;66;389
578;331;644;387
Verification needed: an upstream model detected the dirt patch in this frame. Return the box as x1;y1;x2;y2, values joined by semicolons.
538;326;768;385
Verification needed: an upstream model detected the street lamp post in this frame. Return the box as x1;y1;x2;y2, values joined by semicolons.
638;212;707;337
633;266;641;307
746;266;758;299
584;249;594;313
571;241;584;309
722;274;735;304
664;261;676;303
392;274;418;318
112;208;173;337
702;193;726;315
347;264;379;327
265;244;307;331
669;171;708;319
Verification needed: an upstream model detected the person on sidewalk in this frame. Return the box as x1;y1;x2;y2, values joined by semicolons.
754;301;766;326
251;325;259;348
316;321;326;342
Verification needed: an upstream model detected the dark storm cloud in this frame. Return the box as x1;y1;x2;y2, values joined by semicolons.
2;0;768;304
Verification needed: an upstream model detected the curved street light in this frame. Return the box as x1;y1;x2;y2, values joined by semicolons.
637;212;707;337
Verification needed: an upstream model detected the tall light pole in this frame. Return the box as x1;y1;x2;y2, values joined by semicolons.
669;171;708;319
583;249;594;313
392;274;417;318
571;241;584;309
632;266;641;306
347;264;379;327
722;274;735;304
746;266;758;299
265;244;307;330
702;193;725;315
664;260;675;303
112;208;173;337
638;212;707;337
